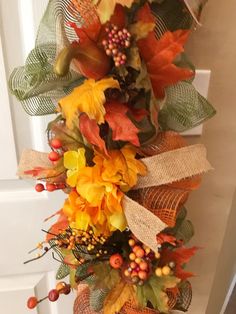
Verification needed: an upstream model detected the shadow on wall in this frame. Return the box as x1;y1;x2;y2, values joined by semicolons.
206;189;236;314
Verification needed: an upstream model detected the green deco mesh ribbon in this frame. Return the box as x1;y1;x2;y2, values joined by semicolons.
9;0;84;115
9;0;215;132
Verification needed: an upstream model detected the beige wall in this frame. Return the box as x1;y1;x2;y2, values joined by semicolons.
183;1;236;313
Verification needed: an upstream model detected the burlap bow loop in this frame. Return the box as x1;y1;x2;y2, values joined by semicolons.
123;143;212;252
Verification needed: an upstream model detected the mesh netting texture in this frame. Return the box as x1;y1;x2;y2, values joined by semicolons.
9;0;215;131
9;0;84;115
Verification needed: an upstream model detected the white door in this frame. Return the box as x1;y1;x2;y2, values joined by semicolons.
0;1;212;314
0;1;75;313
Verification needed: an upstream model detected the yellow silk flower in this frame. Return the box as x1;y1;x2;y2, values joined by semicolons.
63;145;146;234
94;145;147;192
63;189;126;235
58;78;120;129
63;148;86;187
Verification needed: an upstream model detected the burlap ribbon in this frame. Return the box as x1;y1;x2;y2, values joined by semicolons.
123;144;212;252
18;140;212;252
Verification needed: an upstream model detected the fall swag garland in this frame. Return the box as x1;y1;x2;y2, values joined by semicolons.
9;0;215;313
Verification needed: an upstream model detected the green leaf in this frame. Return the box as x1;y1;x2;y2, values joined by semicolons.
165;207;194;244
56;263;70;280
75;262;96;286
175;219;194;244
90;288;109;312
137;276;180;313
93;262;120;290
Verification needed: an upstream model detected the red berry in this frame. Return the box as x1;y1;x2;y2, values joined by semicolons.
109;253;123;269
50;138;62;149
48;289;59;302
56;183;66;190
27;297;38;309
46;183;56;192
35;183;44;192
63;284;71;295
48;151;60;162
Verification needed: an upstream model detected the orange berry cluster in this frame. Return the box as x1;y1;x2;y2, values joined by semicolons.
56;229;108;257
123;239;159;286
35;181;66;193
35;138;66;193
27;281;71;309
102;24;131;67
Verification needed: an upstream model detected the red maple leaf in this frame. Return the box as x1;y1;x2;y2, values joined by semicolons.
104;101;140;146
157;233;177;246
136;4;193;98
160;246;198;280
79;113;108;155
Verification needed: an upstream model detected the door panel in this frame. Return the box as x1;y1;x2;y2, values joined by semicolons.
0;2;74;313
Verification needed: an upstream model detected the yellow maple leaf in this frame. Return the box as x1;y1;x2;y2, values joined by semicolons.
58;78;120;129
93;0;135;24
103;281;136;314
129;21;155;40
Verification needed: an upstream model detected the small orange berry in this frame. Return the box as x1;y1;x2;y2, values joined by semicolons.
138;271;148;280
128;239;135;247
135;257;142;264
50;138;62;149
139;261;148;271
133;245;141;253
48;151;60;162
109;254;123;269
27;297;38;309
131;270;138;277
35;183;44;192
136;249;145;258
155;268;162;277
162;266;171;276
130;262;137;269
129;253;136;261
56;282;67;293
124;269;130;277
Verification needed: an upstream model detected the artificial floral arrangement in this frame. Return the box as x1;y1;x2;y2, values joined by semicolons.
9;0;215;313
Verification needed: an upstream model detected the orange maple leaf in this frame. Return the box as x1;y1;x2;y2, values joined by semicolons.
157;233;177;246
137;5;193;98
105;101;140;146
46;210;69;242
160;246;198;280
79;113;108;155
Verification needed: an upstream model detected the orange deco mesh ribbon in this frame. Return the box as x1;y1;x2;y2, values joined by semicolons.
74;286;160;314
122;131;211;252
129;131;202;228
